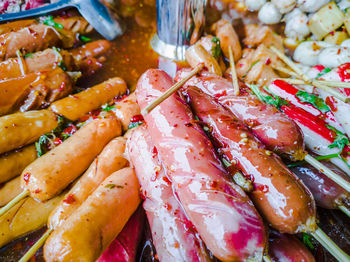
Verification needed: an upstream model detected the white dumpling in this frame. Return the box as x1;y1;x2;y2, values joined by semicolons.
293;41;333;66
258;2;282;24
297;0;329;13
271;0;296;14
245;0;266;11
284;8;310;40
341;39;350;48
318;46;350;68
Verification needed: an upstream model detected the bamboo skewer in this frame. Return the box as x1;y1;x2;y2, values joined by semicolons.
338;205;350;218
304;154;350;193
141;63;204;116
0;190;29;217
228;46;240;96
19;228;54;262
311;228;350;262
269;46;350;103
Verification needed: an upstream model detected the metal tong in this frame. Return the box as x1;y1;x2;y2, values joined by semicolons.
0;0;124;40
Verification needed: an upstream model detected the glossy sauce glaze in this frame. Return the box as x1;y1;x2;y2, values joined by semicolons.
136;69;267;262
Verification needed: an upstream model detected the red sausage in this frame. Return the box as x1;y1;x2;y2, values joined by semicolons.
127;125;213;262
175;69;305;161
185;86;316;234
291;162;350;209
136;69;267;262
268;230;316;262
97;207;145;262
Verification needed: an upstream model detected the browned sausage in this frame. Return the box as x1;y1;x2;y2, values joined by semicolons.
0;40;111;79
49;77;127;121
0;110;59;155
44;168;140;262
48;136;128;229
185;86;316;234
268;230;316;262
21;115;122;201
0;144;37;183
0;68;73;115
0;20;36;35
54;16;94;35
176;69;305;161
0;24;64;61
0;192;64;248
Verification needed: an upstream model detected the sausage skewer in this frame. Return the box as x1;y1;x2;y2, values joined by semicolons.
137;69;267;261
19;136;128;261
18;93;141;260
0;115;122;216
175;69;350;192
43;167;140;262
127;125;213;261
185;86;350;261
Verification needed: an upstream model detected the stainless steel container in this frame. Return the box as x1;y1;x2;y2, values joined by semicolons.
151;0;207;60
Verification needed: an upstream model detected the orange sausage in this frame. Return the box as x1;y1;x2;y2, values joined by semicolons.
49;77;127;121
0;20;36;35
0;144;37;183
44;168;140;262
0;110;58;155
21;116;122;201
48;136;128;229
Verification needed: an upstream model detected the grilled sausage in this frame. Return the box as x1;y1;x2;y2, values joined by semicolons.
268;230;316;262
185;86;316;234
0;68;73;116
0;193;63;248
54;16;94;35
49;77;127;121
44;167;140;262
112;93;140;131
0;24;64;61
176;69;305;161
21;116;122;201
0;176;22;207
48;136;128;229
291;162;350;209
0;20;36;34
0;144;37;183
127;125;213;262
136;69;267;262
0;110;58;155
0;40;110;79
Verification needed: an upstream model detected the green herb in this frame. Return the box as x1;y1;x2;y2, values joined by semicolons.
222;158;232;168
24;53;33;58
58;61;67;71
249;84;287;109
302;233;315;250
42;16;64;29
105;184;116;189
326;125;350;151
101;104;115;112
243;60;260;79
128;122;143;130
211;37;222;59
79;35;92;43
35;134;55;157
316;68;331;79
287;153;339;167
296;90;330;113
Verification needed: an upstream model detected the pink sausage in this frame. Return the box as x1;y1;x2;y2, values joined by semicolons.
175;69;305;161
136;69;267;262
127;125;213;262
